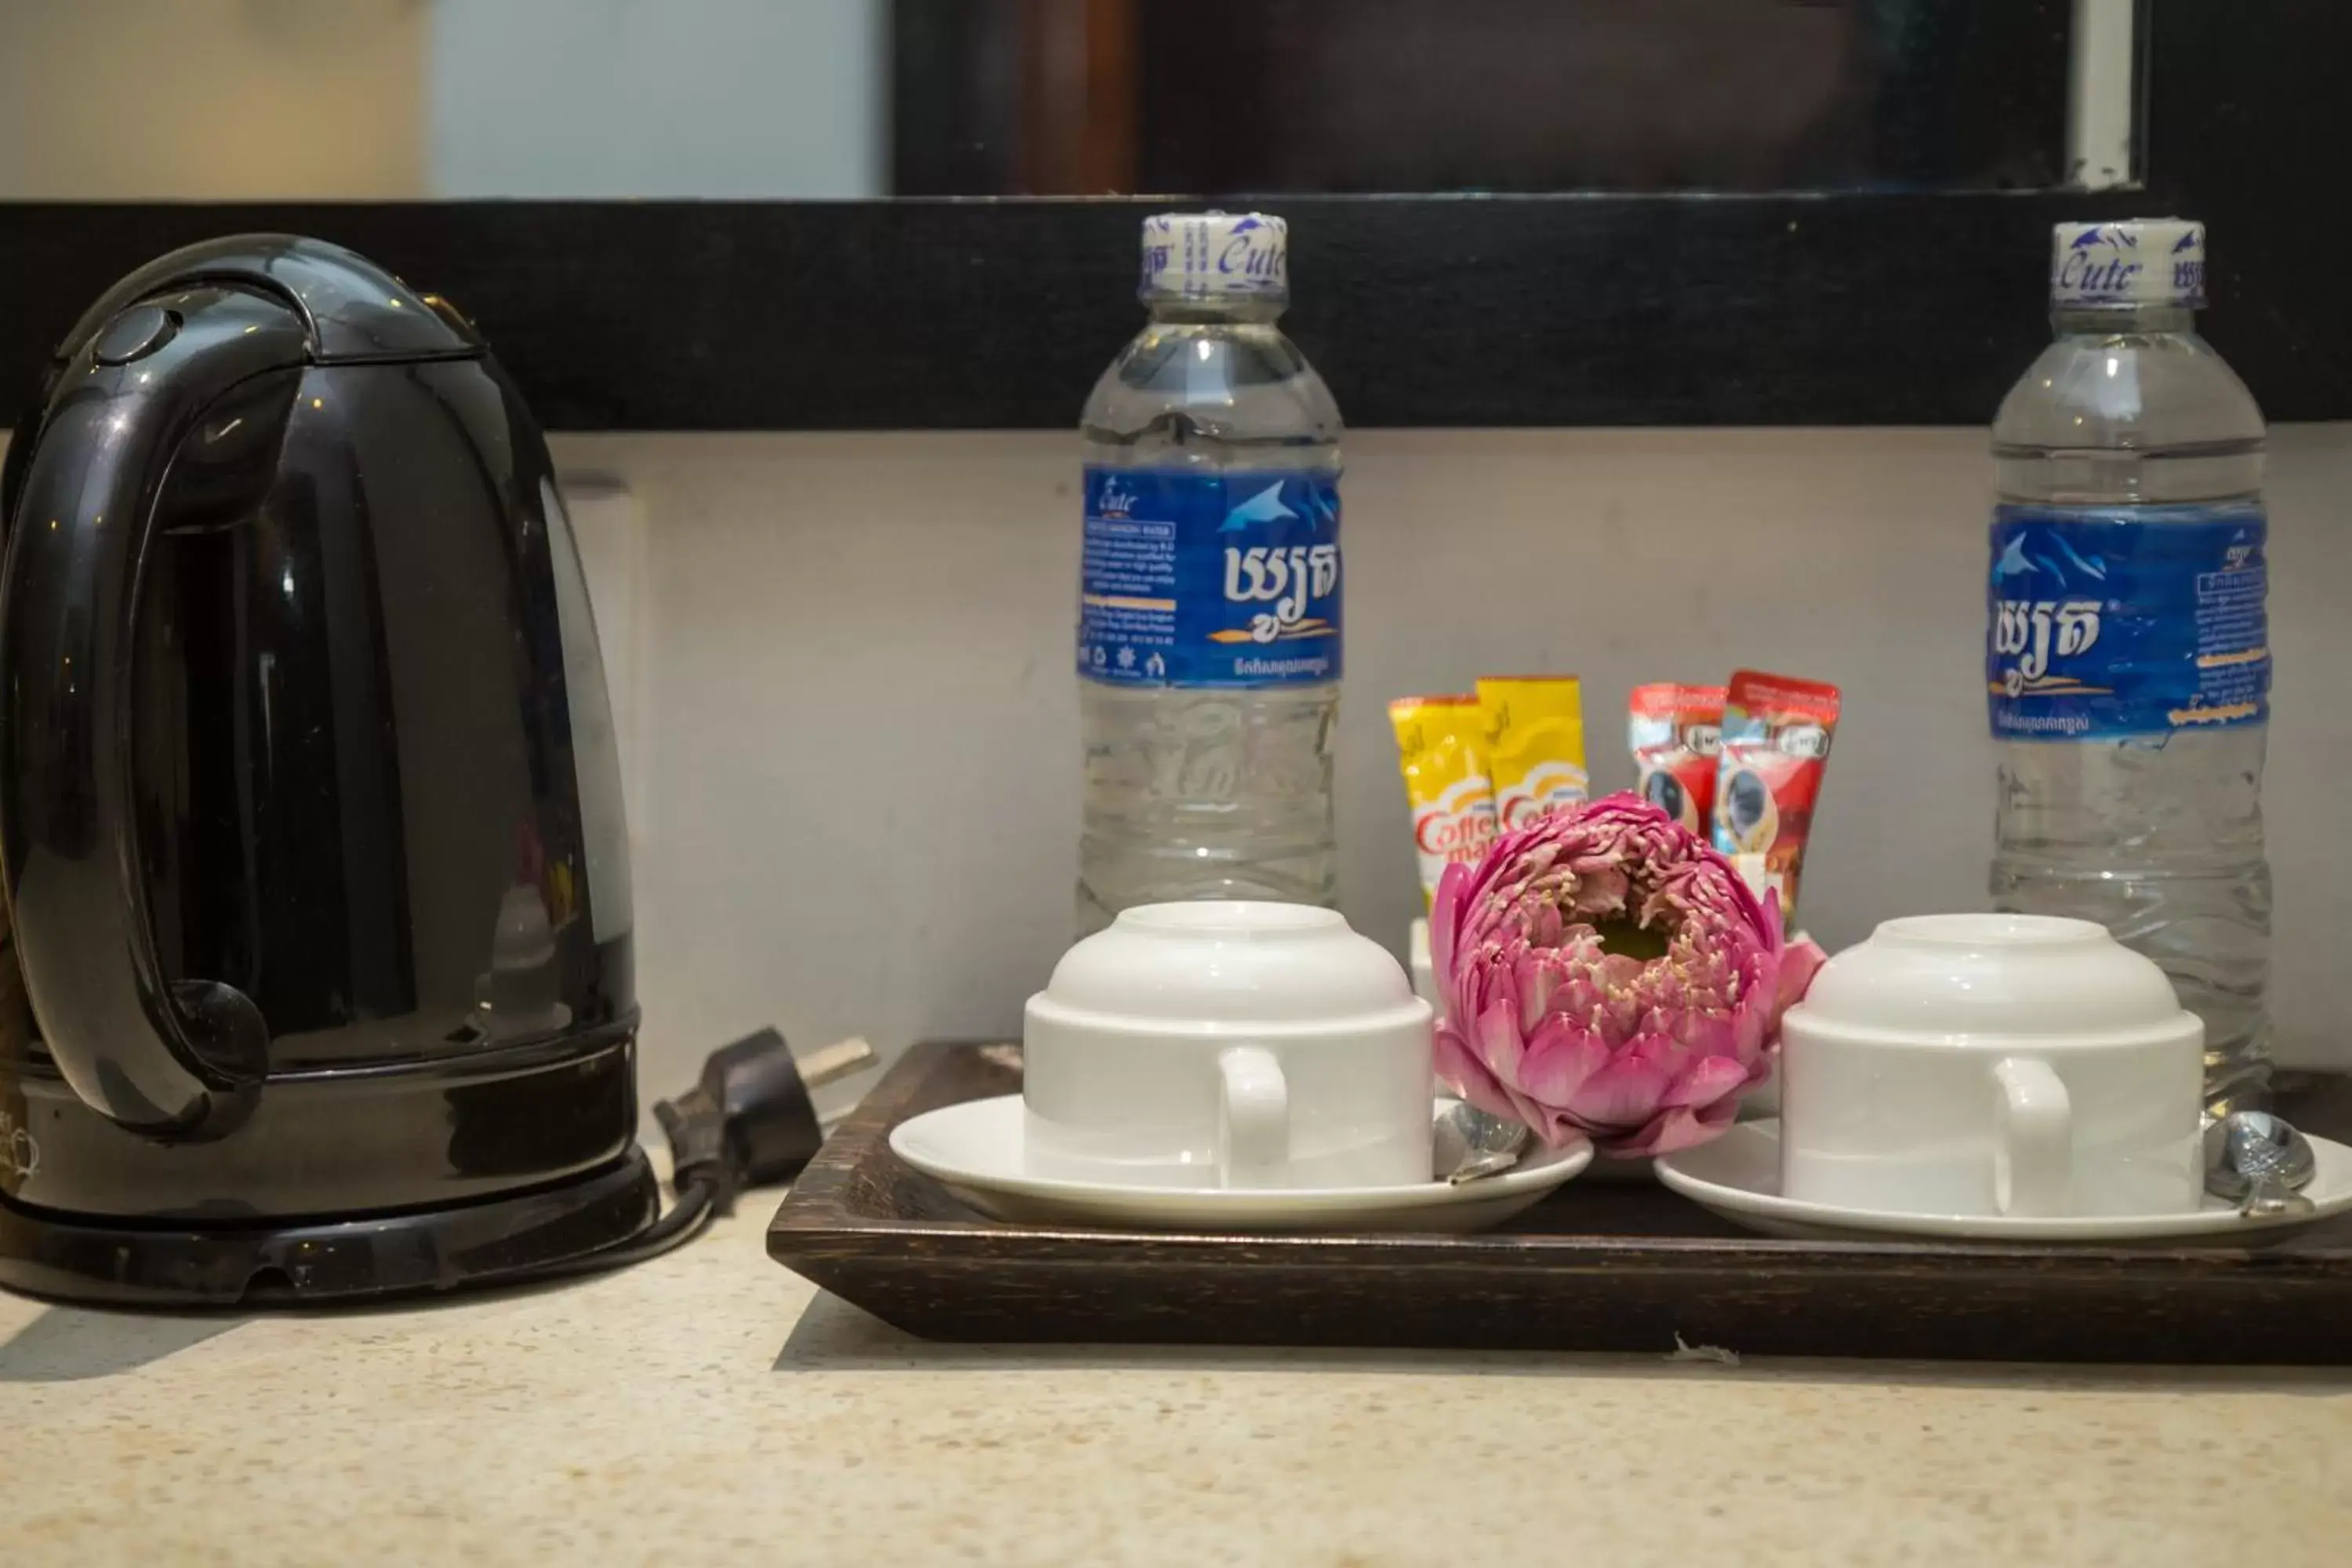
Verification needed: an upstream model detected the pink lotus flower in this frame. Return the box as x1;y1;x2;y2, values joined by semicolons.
1431;792;1826;1159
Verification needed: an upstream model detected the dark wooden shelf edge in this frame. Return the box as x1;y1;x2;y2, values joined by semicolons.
0;192;2166;433
2;4;2341;432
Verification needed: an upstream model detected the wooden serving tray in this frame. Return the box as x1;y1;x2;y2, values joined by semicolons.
767;1042;2352;1363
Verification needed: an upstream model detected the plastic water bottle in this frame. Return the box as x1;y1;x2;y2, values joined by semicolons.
1076;212;1344;933
1987;220;2271;1112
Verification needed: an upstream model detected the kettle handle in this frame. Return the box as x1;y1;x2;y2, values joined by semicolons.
0;286;306;1136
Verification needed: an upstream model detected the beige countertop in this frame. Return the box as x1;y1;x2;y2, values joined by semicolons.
4;1189;2350;1567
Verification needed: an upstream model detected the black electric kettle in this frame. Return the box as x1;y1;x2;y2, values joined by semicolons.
0;236;663;1304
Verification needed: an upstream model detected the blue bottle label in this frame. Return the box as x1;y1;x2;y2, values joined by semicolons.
1987;504;2269;740
1078;467;1342;688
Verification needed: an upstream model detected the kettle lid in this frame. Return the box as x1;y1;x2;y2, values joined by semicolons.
49;234;479;366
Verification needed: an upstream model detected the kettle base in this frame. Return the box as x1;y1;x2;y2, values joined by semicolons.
0;1148;661;1308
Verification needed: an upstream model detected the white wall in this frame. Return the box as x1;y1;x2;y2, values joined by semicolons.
427;0;885;198
0;423;2338;1097
551;426;2352;1100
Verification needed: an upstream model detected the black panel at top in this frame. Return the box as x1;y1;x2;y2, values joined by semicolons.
0;193;2150;432
0;2;2343;431
897;0;2069;198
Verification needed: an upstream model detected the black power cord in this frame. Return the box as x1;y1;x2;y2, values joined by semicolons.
495;1028;843;1285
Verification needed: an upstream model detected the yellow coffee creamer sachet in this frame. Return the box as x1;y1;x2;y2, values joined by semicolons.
1388;695;1499;909
1477;675;1588;829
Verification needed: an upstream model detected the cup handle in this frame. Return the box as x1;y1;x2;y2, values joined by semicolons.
1217;1047;1290;1189
1993;1057;2071;1217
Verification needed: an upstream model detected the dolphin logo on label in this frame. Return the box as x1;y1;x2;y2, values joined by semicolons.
1220;481;1297;531
2050;533;2108;581
2071;225;2137;250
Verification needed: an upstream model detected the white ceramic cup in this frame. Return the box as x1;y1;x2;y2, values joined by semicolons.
1407;916;1441;1010
1023;902;1435;1190
1778;913;2204;1218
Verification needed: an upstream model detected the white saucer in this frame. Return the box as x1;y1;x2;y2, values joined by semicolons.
1654;1119;2352;1244
888;1094;1592;1233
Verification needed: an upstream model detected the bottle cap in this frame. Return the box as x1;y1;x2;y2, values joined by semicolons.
2050;219;2206;309
1139;212;1287;303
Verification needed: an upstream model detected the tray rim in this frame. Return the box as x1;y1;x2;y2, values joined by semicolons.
769;1041;2352;1280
